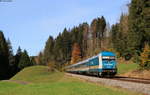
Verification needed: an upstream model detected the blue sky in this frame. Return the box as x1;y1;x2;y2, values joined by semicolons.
0;0;130;56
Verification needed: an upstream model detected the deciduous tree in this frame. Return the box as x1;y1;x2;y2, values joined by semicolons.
71;43;81;64
140;43;150;69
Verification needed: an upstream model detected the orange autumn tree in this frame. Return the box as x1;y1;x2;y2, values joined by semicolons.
71;43;81;64
140;43;150;69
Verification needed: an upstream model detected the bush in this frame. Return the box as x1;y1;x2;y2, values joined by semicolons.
140;43;150;70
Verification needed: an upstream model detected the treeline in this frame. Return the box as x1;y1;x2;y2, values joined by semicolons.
38;0;150;70
0;31;35;80
37;16;109;69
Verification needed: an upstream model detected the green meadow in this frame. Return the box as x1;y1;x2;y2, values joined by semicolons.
117;63;139;74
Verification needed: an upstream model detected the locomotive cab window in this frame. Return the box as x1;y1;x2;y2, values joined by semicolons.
102;56;115;61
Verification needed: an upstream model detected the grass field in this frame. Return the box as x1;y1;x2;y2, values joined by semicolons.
117;63;139;74
0;66;142;95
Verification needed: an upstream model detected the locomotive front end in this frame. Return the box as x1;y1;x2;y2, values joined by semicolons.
98;52;117;77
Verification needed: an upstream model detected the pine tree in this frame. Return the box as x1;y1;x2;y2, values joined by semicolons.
0;31;9;79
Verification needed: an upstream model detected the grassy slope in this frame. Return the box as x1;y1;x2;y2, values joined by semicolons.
0;66;142;95
11;66;63;83
117;59;139;75
117;63;139;74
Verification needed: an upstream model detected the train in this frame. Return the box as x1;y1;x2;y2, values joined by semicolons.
66;51;117;77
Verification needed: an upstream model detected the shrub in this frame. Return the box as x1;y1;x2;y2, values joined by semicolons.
140;43;150;70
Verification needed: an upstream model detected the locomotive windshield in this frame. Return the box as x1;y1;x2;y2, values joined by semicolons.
102;56;115;61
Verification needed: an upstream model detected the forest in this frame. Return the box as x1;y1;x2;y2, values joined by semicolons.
0;0;149;80
37;0;150;70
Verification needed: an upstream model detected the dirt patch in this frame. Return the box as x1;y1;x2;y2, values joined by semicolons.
121;70;150;79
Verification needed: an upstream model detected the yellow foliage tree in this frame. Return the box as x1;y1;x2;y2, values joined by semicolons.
140;43;150;69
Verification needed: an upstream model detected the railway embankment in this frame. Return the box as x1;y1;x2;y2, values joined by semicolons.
117;62;150;79
66;73;150;95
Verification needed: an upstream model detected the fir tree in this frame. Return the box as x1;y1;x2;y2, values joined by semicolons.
15;47;22;71
0;31;9;79
43;36;54;64
7;39;15;77
18;50;32;69
7;39;15;67
53;33;63;62
61;28;72;63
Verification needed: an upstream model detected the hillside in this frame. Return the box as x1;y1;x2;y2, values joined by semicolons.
0;66;142;95
11;66;63;83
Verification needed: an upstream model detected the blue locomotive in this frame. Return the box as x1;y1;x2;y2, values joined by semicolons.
66;51;117;77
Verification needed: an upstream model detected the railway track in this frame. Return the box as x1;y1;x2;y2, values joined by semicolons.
110;76;150;84
69;73;150;84
67;73;150;95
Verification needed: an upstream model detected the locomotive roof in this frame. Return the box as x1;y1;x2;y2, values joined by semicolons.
99;51;115;56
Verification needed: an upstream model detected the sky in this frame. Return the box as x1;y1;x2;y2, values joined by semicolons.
0;0;130;56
